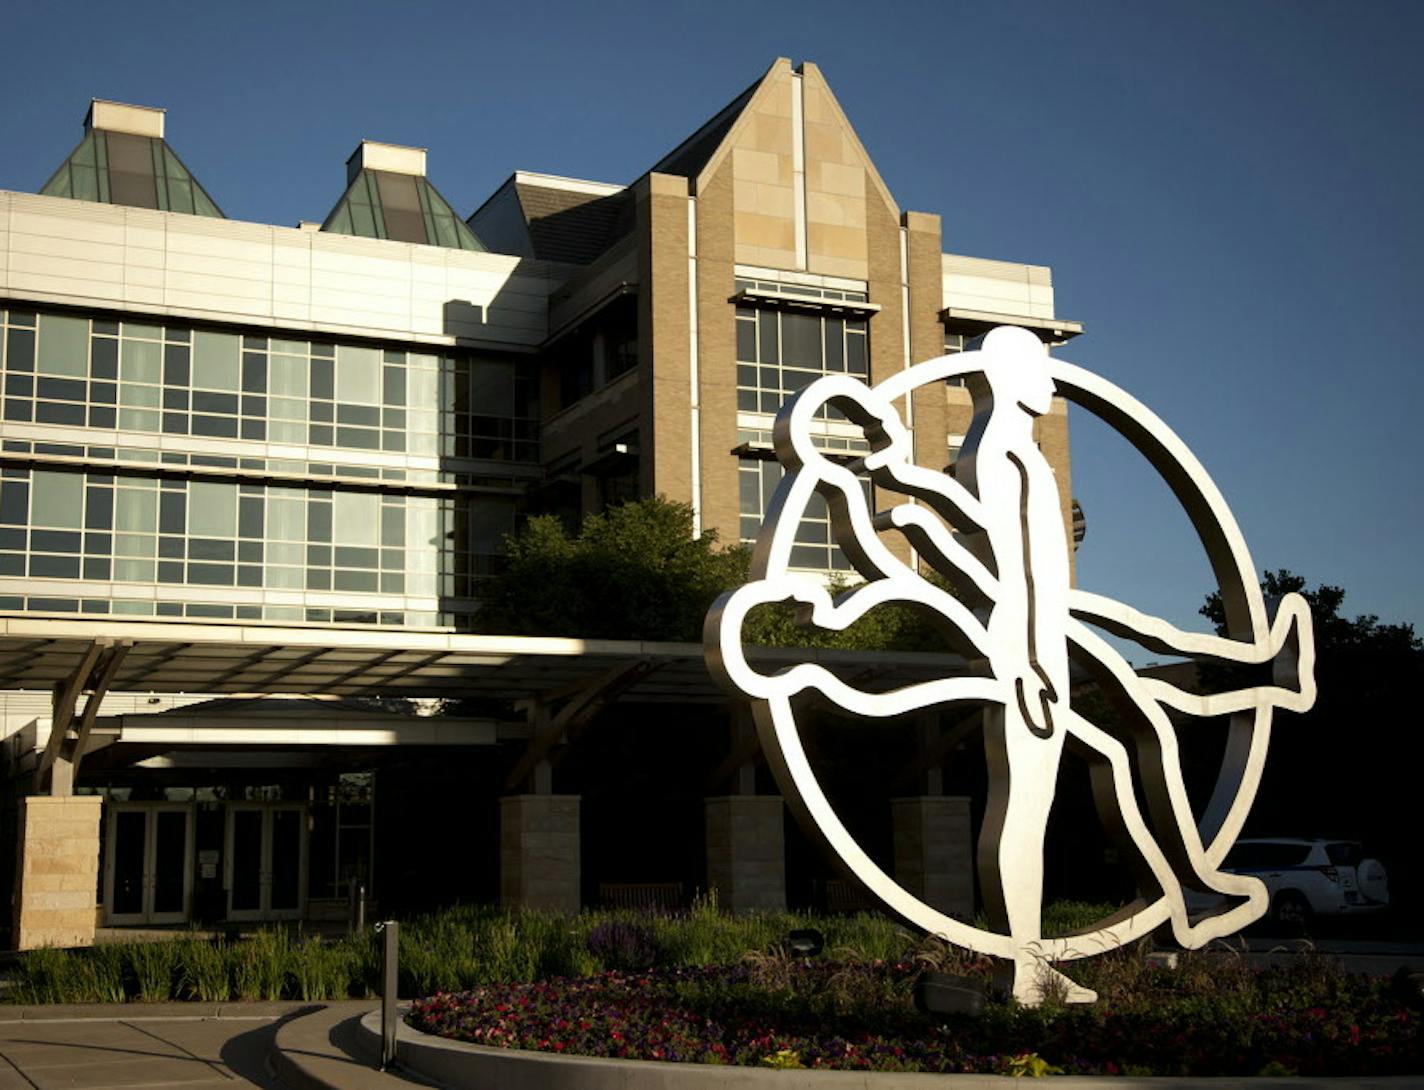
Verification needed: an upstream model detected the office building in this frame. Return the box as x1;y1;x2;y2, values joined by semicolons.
0;60;1080;947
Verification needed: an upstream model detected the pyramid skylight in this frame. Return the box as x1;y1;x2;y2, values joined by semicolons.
322;141;484;251
40;100;224;218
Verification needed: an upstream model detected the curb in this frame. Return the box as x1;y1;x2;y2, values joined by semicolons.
370;1011;1424;1090
272;1001;431;1090
0;999;318;1021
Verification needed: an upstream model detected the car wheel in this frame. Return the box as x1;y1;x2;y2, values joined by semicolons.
1273;891;1311;935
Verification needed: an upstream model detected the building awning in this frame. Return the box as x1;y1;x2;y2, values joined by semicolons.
0;616;965;704
940;307;1083;342
9;697;511;778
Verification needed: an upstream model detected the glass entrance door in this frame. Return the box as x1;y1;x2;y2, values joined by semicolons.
225;804;306;921
104;804;193;926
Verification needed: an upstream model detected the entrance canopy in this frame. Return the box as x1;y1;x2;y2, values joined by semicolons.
1;615;970;791
0;616;960;703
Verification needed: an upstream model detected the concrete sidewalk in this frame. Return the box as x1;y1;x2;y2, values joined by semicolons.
0;1002;424;1090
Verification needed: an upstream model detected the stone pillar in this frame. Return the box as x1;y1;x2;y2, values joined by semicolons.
892;796;974;923
705;796;785;913
499;795;580;913
13;795;102;950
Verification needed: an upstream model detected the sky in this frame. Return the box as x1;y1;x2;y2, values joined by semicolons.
2;0;1421;646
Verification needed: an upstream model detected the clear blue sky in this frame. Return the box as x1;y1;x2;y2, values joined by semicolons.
3;0;1420;644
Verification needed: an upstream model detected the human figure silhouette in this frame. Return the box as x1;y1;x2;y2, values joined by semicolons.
709;326;1311;1005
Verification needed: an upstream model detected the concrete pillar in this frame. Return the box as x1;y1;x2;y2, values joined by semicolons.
892;796;974;923
705;795;785;913
499;795;580;913
13;795;101;950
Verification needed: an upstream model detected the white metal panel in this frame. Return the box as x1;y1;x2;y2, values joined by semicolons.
0;190;563;348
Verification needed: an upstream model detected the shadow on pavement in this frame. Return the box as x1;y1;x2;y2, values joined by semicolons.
220;1005;322;1089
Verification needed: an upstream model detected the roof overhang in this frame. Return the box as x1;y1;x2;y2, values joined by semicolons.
732;287;881;317
940;307;1084;342
0;615;968;705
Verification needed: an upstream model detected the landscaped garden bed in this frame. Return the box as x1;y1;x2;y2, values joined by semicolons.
408;951;1421;1077
6;901;1419;1076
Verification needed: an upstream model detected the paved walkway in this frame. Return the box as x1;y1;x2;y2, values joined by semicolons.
0;1002;422;1090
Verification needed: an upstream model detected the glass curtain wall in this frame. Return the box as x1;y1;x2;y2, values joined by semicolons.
0;307;535;628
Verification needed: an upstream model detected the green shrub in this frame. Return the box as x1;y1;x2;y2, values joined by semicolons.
10;946;68;1004
175;938;230;1002
292;936;358;1001
124;942;177;1002
232;929;290;1000
84;944;130;1003
1041;901;1123;937
2;899;1133;1006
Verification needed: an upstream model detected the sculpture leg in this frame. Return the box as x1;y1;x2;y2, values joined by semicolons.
978;706;1096;1005
1066;708;1267;947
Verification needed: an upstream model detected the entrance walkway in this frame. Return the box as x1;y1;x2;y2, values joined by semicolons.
0;1002;420;1090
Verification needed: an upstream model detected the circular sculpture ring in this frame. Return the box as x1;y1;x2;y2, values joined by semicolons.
706;327;1315;1004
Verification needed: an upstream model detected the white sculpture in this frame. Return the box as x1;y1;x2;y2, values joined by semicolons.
706;326;1315;1005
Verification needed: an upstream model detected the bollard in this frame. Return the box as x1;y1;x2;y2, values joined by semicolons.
375;920;399;1070
347;879;368;935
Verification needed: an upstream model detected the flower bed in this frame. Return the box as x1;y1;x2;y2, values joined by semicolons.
407;953;1423;1078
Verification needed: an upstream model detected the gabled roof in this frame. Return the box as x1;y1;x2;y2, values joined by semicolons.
39;100;224;218
466;58;894;266
322;140;485;250
648;77;761;179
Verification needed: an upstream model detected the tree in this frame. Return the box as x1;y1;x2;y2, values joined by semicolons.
1202;570;1424;924
479;495;956;649
478;497;750;641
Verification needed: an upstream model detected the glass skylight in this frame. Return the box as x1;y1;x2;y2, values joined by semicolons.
40;130;224;217
322;170;484;250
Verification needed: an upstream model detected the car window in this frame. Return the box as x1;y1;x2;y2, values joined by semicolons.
1225;843;1312;869
1326;842;1362;866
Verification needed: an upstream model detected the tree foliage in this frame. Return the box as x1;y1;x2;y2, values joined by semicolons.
478;496;957;650
477;498;748;641
1201;569;1421;665
1201;569;1424;920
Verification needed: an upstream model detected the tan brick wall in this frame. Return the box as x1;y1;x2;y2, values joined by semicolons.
731;64;799;271
13;794;101;950
500;795;581;913
802;67;870;280
693;166;742;545
637;173;693;504
705;795;786;914
864;188;913;566
905;212;950;487
1035;399;1076;583
892;796;974;922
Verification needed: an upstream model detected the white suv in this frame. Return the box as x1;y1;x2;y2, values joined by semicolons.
1214;838;1390;930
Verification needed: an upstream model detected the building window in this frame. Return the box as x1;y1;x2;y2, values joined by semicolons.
735;307;868;417
546;294;637;413
739;458;870;573
308;773;375;900
0;308;539;465
943;330;968;387
0;464;516;627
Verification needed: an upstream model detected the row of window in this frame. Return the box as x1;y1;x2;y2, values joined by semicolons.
1;439;532;491
738;458;871;573
0;591;449;629
0;468;516;602
735;307;868;416
0;310;539;463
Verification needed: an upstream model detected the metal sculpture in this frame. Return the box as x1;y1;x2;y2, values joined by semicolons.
706;326;1315;1005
